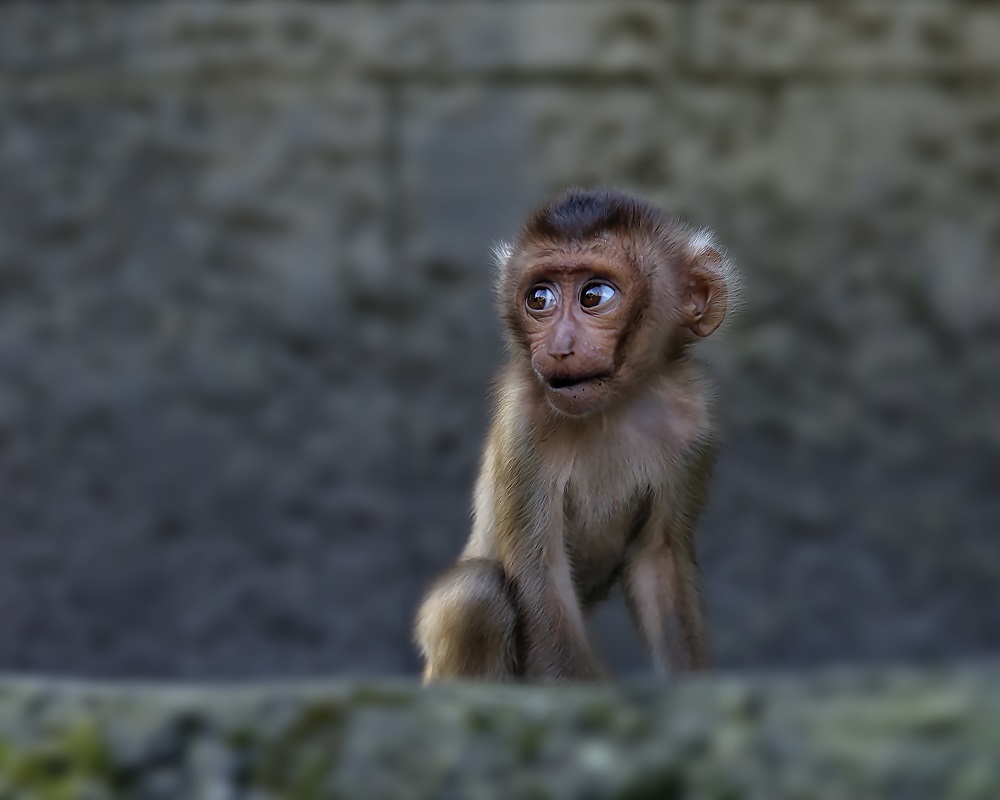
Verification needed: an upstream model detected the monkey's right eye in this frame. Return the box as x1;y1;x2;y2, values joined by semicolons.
526;286;557;312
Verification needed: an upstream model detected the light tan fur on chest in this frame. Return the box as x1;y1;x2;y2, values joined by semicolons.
541;375;709;532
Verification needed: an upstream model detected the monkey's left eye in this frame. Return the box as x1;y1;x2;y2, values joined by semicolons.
580;282;616;309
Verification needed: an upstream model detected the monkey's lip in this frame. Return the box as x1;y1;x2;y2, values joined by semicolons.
545;372;612;391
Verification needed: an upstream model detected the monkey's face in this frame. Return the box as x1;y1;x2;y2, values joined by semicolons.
500;188;735;419
516;252;644;417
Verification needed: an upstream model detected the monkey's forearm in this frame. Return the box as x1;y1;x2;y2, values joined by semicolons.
622;521;712;675
509;562;604;681
490;455;603;681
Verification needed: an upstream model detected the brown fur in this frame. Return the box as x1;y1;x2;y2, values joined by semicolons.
415;187;737;682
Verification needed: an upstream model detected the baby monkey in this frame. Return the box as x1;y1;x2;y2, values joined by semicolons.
415;187;737;682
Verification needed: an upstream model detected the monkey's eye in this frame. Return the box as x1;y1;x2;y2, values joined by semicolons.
526;286;557;312
580;282;616;309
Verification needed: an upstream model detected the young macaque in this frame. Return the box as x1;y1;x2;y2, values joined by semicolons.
415;187;738;682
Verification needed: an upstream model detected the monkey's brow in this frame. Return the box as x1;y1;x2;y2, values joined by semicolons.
528;262;610;278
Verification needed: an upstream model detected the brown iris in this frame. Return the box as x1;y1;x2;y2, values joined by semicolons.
580;282;616;309
526;286;557;312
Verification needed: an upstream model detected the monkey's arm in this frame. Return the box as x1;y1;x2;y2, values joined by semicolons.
507;531;604;681
621;523;711;675
622;445;716;675
460;440;499;560
491;442;603;681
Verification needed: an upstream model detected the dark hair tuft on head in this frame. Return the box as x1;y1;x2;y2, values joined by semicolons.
521;187;663;244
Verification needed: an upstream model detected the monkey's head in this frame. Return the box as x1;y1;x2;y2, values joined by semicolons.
496;187;735;417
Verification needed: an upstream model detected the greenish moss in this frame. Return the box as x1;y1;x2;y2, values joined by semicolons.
851;12;890;40
225;726;258;750
0;722;117;799
518;780;555;800
919;19;961;54
576;702;616;733
908;135;950;162
58;723;113;778
616;714;654;743
514;724;548;763
465;706;496;734
348;685;414;709
619;764;687;800
252;703;346;798
946;757;1000;800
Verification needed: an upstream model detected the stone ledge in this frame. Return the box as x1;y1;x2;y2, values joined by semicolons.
0;664;998;798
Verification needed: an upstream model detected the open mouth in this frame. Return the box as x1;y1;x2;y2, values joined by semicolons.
546;373;610;390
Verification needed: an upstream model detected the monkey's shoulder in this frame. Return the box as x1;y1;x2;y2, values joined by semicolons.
616;374;714;464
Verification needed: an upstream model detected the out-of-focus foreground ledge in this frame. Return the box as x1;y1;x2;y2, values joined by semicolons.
0;665;997;799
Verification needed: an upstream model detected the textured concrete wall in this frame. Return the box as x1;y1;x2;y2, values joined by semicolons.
0;2;998;678
0;666;999;798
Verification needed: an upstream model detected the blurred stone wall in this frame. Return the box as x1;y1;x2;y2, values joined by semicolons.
0;1;997;678
2;666;998;799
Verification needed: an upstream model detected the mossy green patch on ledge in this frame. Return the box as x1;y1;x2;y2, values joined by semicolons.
0;666;998;799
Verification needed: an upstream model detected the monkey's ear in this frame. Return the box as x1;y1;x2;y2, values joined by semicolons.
682;244;729;338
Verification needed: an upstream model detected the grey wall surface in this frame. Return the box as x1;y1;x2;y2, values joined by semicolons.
0;1;997;678
2;666;998;799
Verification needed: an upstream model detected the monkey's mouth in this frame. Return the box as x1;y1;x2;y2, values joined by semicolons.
546;372;611;391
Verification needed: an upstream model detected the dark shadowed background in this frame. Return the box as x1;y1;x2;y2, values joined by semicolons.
0;2;997;679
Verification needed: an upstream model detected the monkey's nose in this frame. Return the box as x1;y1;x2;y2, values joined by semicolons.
548;334;575;359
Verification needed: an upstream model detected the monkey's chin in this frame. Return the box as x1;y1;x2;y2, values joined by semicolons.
543;380;613;417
